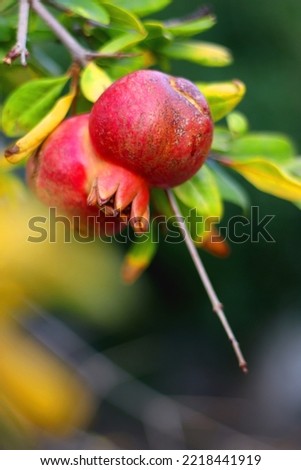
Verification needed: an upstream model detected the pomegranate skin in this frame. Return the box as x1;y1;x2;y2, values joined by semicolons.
27;114;150;235
89;70;213;188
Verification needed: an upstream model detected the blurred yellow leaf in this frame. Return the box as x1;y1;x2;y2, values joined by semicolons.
5;89;76;164
197;80;246;122
0;322;94;434
80;62;112;103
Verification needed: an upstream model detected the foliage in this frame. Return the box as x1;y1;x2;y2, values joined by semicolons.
1;0;300;279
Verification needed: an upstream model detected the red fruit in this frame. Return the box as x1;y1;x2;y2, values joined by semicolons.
89;69;213;188
27;114;150;235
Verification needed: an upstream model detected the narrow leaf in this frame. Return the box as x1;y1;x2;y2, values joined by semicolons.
2;76;69;137
100;31;146;53
209;160;249;212
229;133;296;163
174;164;223;218
196;227;230;258
226;111;249;136
102;0;172;17
211;127;232;152
197;80;246;122
121;232;158;283
103;3;146;34
56;0;109;24
80;62;112;103
0;0;16;13
223;157;301;202
164;14;216;37
161;40;232;67
5;89;75;164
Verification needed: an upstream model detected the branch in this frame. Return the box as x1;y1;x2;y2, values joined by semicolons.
166;189;248;374
3;0;30;66
29;0;134;66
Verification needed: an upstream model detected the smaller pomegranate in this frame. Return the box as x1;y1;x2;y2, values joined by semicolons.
89;69;213;188
27;114;150;235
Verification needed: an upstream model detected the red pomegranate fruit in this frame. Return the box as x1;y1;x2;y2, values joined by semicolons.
27;114;150;235
89;69;213;188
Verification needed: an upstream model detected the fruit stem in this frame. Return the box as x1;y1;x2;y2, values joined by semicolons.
166;189;248;374
3;0;29;66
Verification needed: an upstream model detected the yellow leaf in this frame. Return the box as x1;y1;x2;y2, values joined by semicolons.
4;90;76;164
0;322;94;434
225;157;301;201
197;80;246;122
80;62;112;103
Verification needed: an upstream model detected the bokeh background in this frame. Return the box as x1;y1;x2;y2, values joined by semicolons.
1;0;301;450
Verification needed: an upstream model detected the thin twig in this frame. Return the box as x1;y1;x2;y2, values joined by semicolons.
166;189;248;373
29;0;136;66
3;0;30;66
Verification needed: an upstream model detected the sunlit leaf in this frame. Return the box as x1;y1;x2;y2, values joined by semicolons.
100;31;146;53
209;160;249;212
5;88;75;164
102;0;172;17
103;3;146;34
2;76;69;137
229;133;296;163
164;14;216;37
174;164;223;218
122;231;158;283
80;62;112;103
56;0;109;24
227;111;249;136
197;80;246;122
222;157;301;202
161;40;232;67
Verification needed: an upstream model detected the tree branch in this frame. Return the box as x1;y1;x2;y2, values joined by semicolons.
3;0;30;66
166;189;248;373
29;0;134;66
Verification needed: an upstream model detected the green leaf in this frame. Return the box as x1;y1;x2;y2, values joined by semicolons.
226;111;249;136
161;40;232;67
55;0;109;24
197;80;246;121
121;231;158;283
174;164;223;218
223;157;301;202
2;76;69;137
164;14;216;37
285;158;301;178
102;0;172;17
80;62;112;102
103;3;146;34
0;0;16;13
100;31;146;53
211;127;232;152
108;49;156;79
209;160;249;212
229;133;296;163
0;19;13;41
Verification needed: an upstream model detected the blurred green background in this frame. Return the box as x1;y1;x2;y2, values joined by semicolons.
1;0;301;450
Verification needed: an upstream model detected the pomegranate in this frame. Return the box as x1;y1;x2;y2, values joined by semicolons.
89;69;213;188
27;114;150;235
